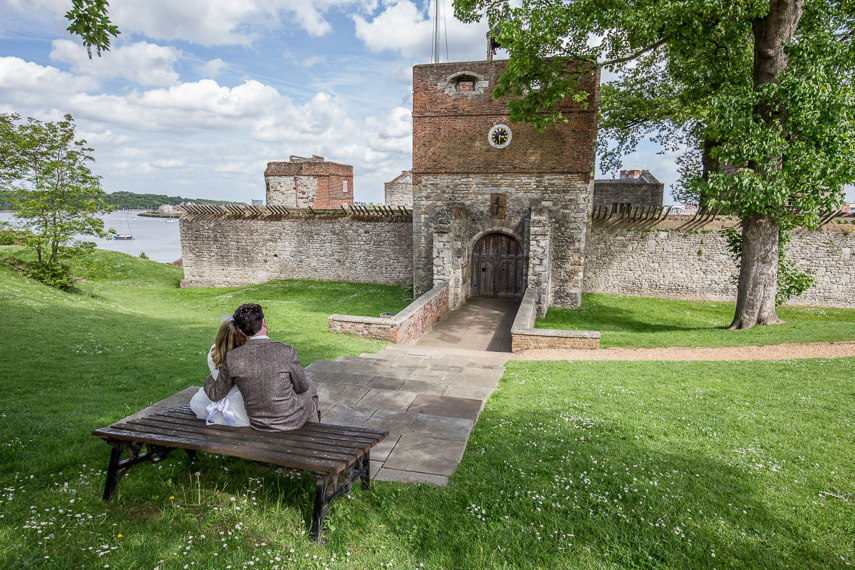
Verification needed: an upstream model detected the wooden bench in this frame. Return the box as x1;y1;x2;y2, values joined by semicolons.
92;402;388;541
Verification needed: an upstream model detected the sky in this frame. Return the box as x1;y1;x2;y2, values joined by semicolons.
2;1;848;206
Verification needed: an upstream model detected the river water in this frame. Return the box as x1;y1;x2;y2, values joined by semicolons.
0;210;183;263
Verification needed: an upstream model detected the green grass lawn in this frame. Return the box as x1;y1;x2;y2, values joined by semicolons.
1;249;853;568
538;293;855;348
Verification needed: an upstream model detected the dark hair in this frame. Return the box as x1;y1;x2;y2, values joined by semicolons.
233;303;264;336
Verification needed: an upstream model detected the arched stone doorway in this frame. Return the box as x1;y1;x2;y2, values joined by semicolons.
470;232;525;299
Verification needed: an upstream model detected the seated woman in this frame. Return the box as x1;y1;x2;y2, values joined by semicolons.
189;317;251;426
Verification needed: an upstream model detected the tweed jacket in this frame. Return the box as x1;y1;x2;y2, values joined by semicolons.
204;337;318;432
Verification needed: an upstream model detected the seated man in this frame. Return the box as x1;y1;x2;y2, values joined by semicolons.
204;303;319;431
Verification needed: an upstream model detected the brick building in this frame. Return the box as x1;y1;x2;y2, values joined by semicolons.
412;60;600;313
593;169;664;212
264;155;353;209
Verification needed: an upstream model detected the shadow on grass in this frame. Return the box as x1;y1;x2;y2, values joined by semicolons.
342;405;836;569
546;295;729;334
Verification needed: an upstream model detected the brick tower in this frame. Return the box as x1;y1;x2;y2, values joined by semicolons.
411;60;600;313
264;155;353;209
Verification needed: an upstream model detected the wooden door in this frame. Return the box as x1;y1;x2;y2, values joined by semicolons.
471;233;524;298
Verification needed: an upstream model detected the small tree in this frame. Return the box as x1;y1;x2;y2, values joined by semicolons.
0;113;110;288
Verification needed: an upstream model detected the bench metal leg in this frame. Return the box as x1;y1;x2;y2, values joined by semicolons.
101;440;176;502
103;441;130;502
309;452;372;542
359;451;371;491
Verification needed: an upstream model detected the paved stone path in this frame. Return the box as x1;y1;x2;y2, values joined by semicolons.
308;298;518;485
308;345;510;485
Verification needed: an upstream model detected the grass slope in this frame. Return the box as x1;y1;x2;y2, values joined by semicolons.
1;250;852;569
538;293;855;348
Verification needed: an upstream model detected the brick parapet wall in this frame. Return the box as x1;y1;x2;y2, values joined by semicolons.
329;283;449;344
511;288;600;351
265;160;353;209
583;222;855;308
180;211;412;288
412;60;599;176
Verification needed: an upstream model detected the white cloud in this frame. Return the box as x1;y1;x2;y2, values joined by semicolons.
2;0;380;45
153;159;184;168
69;79;282;132
49;39;181;86
109;0;381;45
0;57;98;108
252;92;358;144
201;58;228;79
354;0;487;61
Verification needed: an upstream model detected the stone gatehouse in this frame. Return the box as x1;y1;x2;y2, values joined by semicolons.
412;60;600;315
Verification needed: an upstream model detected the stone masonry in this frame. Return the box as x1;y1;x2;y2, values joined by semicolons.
583;219;855;308
180;211;412;288
385;171;413;208
412;60;600;311
265;155;353;209
592;169;664;212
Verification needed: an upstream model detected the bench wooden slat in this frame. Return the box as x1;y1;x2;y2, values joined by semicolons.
124;409;384;452
123;413;380;449
93;424;349;474
169;407;388;440
151;411;383;449
119;418;375;458
110;419;364;465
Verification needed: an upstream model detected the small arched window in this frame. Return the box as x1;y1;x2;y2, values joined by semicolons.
453;75;478;93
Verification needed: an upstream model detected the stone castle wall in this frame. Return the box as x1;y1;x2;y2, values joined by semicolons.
180;212;412;288
583;221;855;308
179;209;853;308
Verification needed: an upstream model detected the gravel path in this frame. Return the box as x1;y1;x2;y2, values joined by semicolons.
510;341;855;362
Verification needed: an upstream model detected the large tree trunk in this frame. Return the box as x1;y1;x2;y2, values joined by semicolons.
731;0;803;329
730;215;782;329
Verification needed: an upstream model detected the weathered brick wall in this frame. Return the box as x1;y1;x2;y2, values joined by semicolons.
328;283;449;344
180;213;412;288
593;172;664;211
412;61;599;175
264;159;353;209
267;176;319;208
583;221;855;308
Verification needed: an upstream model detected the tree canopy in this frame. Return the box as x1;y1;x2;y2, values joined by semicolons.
0;113;109;288
456;0;855;328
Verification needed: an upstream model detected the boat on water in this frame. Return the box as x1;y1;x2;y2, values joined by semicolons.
112;211;135;240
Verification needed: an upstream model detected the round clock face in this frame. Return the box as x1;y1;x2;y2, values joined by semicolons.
488;124;512;149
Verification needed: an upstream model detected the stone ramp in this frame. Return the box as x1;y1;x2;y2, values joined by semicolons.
414;297;519;352
307;346;509;485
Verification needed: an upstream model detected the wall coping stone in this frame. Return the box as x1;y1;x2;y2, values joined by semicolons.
511;288;600;351
329;283;449;343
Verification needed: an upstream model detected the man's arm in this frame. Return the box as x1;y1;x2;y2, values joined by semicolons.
285;346;311;394
204;361;235;401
